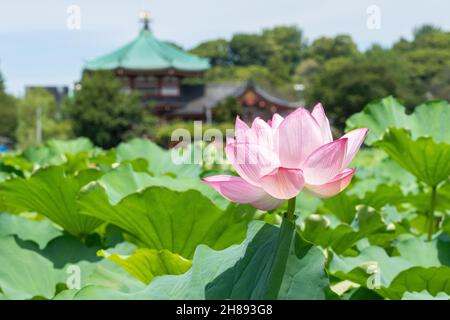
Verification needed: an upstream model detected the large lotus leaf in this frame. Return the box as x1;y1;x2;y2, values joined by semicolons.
405;181;450;213
346;97;450;145
23;138;94;167
0;153;34;176
341;287;383;300
54;242;145;299
99;248;192;284
69;222;266;299
319;184;405;225
68;221;329;300
319;192;360;224
205;220;294;299
330;243;450;299
18;233;102;268
206;220;329;300
330;246;414;288
409;100;450;143
96;164;228;209
381;267;450;299
395;237;450;267
0;166;104;237
78;185;256;258
206;221;328;299
275;229;329;299
0;236;63;299
116;138;200;178
301;206;387;254
402;290;450;300
0;213;62;249
350;149;417;195
376;128;450;186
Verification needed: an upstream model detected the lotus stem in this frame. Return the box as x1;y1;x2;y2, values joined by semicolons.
286;197;297;222
427;186;437;241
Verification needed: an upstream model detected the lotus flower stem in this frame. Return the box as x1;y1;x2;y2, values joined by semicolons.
286;197;297;222
427;185;437;241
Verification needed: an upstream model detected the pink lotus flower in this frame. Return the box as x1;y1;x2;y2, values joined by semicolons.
202;104;368;211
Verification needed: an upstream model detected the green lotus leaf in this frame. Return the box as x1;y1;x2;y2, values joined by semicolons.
330;242;450;299
0;166;104;237
382;266;450;299
68;221;266;299
205;220;295;299
78;185;256;258
0;213;62;249
395;237;450;267
205;220;329;300
346;97;450;145
99;248;192;284
54;242;145;299
68;221;329;300
402;290;450;300
96;163;229;209
116;138;200;178
376;128;450;186
0;236;63;299
23;137;94;168
330;246;414;288
405;181;450;213
320;184;405;224
301;206;387;254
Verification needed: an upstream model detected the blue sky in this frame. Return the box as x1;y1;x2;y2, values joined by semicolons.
1;0;449;95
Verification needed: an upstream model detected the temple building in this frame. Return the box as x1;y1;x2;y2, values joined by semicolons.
83;12;299;122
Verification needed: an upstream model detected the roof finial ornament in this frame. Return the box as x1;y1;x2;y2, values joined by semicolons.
139;10;151;31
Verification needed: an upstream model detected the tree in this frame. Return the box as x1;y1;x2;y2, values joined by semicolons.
67;71;152;149
16;88;72;148
0;73;18;143
304;34;359;63
429;66;450;101
230;33;270;66
190;39;231;66
212;97;242;123
393;25;450;104
262;26;305;76
305;46;412;129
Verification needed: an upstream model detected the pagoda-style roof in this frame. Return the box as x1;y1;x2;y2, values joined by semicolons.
84;29;210;73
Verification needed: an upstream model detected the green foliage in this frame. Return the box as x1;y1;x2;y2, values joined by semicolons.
67;71;154;149
0;213;62;249
99;248;192;284
305;50;412;128
206;220;328;299
0;166;103;237
116;138;201;178
190;39;230;66
153;121;233;148
17;88;73;148
376;128;450;187
193;25;304;92
0;92;448;301
78;185;256;258
303;34;359;63
0;73;18;143
212;97;242;123
393;26;450;103
346;97;450;145
0;236;63;299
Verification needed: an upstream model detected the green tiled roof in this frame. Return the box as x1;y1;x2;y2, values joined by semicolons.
84;29;210;72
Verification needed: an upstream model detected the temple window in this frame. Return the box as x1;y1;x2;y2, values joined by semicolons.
161;76;180;96
135;76;159;95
